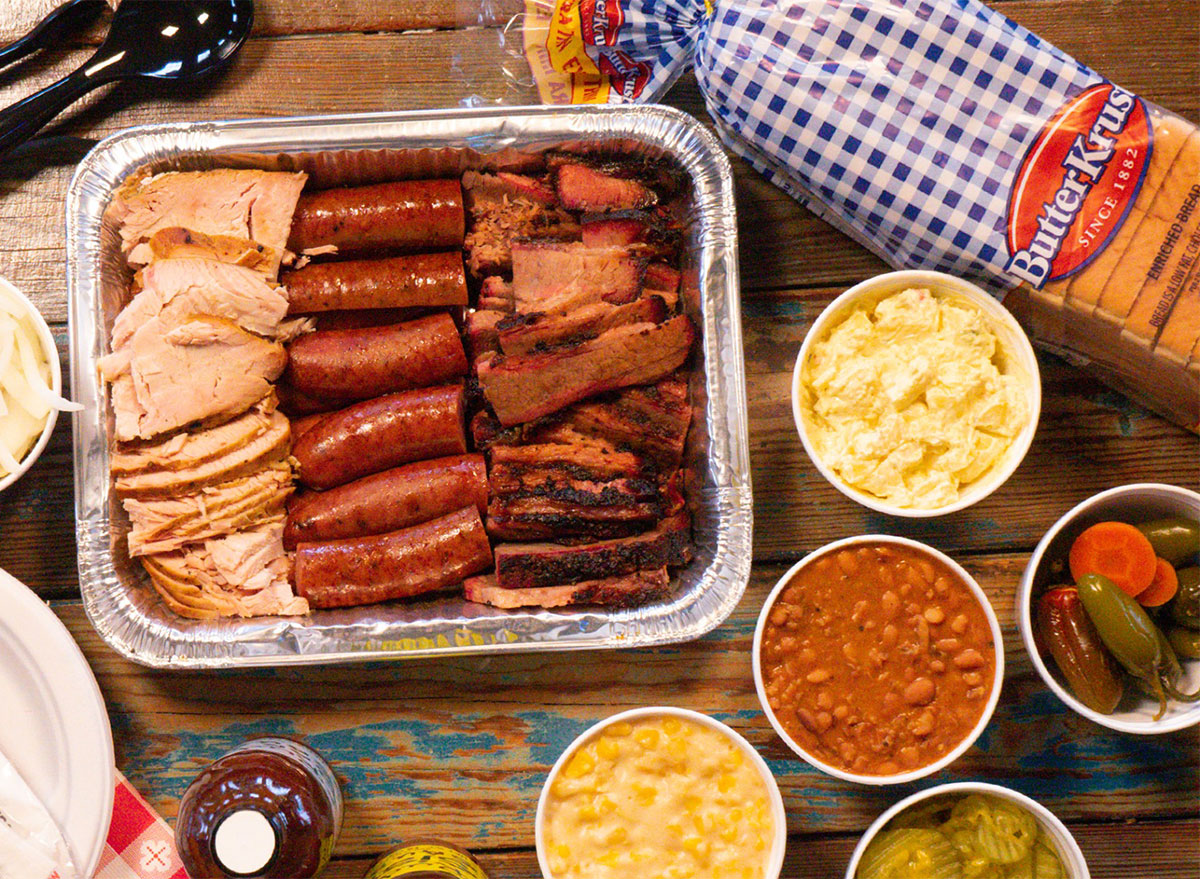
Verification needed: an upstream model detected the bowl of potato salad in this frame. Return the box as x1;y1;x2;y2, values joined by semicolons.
536;706;787;879
793;270;1040;517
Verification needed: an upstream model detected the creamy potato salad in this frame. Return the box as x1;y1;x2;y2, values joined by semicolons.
801;288;1027;509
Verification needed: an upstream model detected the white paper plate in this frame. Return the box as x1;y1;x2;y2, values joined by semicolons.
0;568;114;876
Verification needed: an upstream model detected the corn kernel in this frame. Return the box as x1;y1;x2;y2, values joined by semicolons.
721;825;739;843
598;851;620;867
607;721;633;736
578;804;598;821
720;749;744;769
683;793;702;813
718;773;737;794
598;796;616;815
728;807;744;823
635;728;660;749
755;834;766;851
597;736;621;761
682;836;709;858
667;738;688;762
667;821;683;837
662;717;682;735
554;844;570;860
634;783;657;806
564;750;595;779
693;813;706;834
607;827;628;845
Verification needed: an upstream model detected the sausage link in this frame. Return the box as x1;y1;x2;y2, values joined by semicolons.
284;454;487;549
287;179;464;253
308;306;441;332
294;507;493;609
292;384;466;489
284;313;467;401
282;252;468;314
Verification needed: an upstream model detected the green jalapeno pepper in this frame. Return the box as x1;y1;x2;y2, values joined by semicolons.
1076;573;1200;720
1169;567;1200;630
1137;518;1200;567
1167;626;1200;661
1036;586;1124;714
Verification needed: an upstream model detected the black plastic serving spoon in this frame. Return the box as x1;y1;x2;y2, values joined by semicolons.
0;0;254;156
0;0;109;74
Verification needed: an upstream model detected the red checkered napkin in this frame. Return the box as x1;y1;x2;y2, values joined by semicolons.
93;772;187;879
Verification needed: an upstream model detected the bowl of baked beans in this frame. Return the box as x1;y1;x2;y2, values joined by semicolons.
753;536;1004;784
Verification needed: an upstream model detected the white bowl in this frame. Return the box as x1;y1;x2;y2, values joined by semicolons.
845;782;1089;879
0;277;62;492
535;706;787;879
1017;483;1200;734
753;535;1005;785
792;269;1041;517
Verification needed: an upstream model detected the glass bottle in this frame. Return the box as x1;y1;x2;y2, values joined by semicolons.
176;737;343;878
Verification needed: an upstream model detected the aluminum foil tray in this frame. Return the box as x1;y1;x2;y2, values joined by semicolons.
67;105;751;668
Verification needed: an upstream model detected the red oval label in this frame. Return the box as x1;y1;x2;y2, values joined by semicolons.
1005;83;1151;288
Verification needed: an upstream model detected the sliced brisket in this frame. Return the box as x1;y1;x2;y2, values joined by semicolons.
554;163;657;211
488;441;647;482
464;567;672;610
495;296;667;355
534;373;691;468
493;512;691;589
477;316;695;425
466;309;506;358
510;241;643;313
486;494;660;541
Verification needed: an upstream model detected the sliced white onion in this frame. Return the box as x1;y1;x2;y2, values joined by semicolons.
14;321;82;413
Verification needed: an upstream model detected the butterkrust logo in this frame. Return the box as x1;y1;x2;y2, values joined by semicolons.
1005;84;1151;288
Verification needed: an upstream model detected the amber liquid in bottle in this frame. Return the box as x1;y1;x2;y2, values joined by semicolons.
176;737;343;879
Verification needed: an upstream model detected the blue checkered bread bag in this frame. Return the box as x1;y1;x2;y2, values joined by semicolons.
523;0;1200;430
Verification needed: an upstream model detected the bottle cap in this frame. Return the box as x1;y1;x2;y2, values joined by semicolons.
212;809;279;876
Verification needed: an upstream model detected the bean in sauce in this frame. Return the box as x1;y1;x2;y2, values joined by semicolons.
759;542;995;776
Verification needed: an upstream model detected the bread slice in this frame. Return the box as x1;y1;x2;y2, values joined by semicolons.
1052;113;1192;315
1094;129;1200;325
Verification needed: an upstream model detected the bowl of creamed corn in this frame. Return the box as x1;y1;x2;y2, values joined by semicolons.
536;706;786;879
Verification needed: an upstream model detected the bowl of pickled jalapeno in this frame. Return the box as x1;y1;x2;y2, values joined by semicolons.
1018;483;1200;733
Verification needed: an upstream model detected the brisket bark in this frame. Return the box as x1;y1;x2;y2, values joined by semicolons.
486;494;660;541
493;512;691;589
532;373;692;468
496;296;667;355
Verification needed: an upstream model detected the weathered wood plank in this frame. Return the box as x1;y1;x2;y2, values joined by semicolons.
318;818;1200;878
54;552;1199;853
2;303;1196;598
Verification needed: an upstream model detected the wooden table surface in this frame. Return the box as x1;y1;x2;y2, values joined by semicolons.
1;1;1198;877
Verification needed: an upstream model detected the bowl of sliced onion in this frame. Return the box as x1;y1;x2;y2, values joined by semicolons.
0;277;81;491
